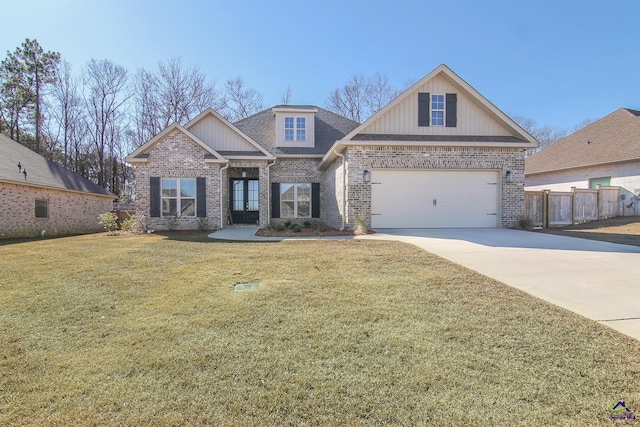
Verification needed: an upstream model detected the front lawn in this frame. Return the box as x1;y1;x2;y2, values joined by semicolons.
1;233;638;426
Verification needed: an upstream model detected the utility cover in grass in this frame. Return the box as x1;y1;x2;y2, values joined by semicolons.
234;282;259;292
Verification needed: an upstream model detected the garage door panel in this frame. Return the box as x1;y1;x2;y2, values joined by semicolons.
371;170;499;228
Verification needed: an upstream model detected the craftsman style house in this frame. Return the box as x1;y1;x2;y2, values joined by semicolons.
126;64;538;230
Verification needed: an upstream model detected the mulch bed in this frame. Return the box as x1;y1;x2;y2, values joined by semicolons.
256;226;370;237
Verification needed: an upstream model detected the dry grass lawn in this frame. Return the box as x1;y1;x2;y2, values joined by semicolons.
1;233;639;426
540;215;640;246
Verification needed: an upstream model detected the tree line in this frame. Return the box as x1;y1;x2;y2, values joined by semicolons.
0;39;271;200
1;38;576;200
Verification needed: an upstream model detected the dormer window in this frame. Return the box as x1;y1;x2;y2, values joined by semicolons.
285;117;306;141
273;107;316;147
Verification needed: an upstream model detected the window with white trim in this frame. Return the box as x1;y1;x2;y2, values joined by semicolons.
280;183;311;218
284;116;306;141
431;94;444;126
161;178;196;216
35;199;48;218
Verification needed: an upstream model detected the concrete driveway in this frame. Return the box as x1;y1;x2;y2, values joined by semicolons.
358;228;640;340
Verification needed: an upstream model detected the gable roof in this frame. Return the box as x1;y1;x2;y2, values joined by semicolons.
320;64;539;169
125;123;228;164
185;108;273;158
234;105;360;157
0;134;113;198
525;108;640;175
126;109;274;163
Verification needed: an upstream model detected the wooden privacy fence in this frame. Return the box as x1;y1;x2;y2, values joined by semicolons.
525;186;621;228
112;202;136;225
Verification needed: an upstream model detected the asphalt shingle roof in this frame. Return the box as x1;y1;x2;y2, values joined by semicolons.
0;134;113;197
234;106;359;156
525;108;640;175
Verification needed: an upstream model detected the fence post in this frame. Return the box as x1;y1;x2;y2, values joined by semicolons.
596;184;602;219
543;190;550;229
571;187;576;224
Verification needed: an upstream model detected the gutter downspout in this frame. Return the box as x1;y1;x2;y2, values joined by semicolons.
220;162;229;229
334;149;346;231
266;159;276;226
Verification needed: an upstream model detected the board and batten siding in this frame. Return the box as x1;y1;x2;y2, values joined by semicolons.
361;74;512;137
274;111;316;148
188;114;261;153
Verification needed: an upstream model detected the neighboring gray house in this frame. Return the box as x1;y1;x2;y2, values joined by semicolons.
126;64;538;230
0;134;115;238
526;108;640;216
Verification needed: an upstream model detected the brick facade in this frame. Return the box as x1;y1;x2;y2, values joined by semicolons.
0;182;113;238
269;158;325;225
134;129;223;231
323;156;345;229
342;145;525;228
133;131;526;230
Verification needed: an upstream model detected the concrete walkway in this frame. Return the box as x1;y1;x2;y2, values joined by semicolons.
358;228;640;341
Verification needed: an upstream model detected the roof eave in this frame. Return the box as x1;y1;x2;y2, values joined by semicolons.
276;154;325;159
342;140;536;148
526;157;640;176
0;178;116;199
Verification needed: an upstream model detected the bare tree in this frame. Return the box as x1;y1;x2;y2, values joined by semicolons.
280;86;292;105
220;76;264;122
132;57;220;146
83;59;131;189
326;74;369;122
573;118;594;132
132;68;160;147
47;60;87;168
366;73;400;115
512;115;568;155
326;73;400;122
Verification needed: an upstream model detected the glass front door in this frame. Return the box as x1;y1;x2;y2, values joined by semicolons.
231;179;259;224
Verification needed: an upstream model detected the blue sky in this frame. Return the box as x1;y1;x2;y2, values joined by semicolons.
1;0;638;130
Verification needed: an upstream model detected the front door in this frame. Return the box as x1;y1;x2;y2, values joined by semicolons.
231;179;259;224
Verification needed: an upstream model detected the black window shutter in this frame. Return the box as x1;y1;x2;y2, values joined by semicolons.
150;177;160;217
418;92;430;127
446;93;457;127
311;183;320;218
196;177;206;217
271;183;280;218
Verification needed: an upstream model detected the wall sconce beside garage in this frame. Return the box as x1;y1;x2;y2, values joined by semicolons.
505;170;514;183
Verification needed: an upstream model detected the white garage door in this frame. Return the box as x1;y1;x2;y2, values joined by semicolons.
370;170;499;228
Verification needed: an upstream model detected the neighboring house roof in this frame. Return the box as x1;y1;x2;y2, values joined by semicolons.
234;105;360;157
525;108;640;175
320;63;539;169
0;134;114;198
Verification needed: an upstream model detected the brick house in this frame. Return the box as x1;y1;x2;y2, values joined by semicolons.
126;64;538;230
0;134;115;238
